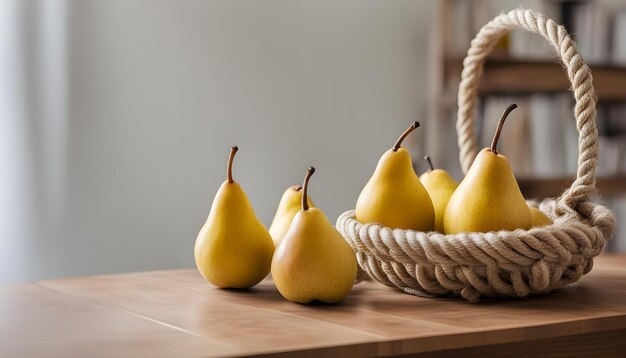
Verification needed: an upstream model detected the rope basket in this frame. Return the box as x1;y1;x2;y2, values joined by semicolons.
336;9;615;302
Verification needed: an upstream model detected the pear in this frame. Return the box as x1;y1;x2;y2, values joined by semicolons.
272;167;357;304
530;207;553;227
420;156;459;233
443;104;532;234
269;185;313;247
355;122;435;231
194;146;274;288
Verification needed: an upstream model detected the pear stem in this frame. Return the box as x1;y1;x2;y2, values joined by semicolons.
392;121;420;151
301;167;315;211
424;155;434;171
227;146;238;183
490;104;517;155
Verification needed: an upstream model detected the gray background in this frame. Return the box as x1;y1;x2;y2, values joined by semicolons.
1;0;435;281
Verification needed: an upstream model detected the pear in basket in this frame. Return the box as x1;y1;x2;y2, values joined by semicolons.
443;104;532;234
194;146;275;288
420;156;459;233
272;167;357;303
355;122;435;231
530;207;553;227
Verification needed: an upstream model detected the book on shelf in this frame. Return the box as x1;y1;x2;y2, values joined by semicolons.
508;0;559;60
558;95;578;175
612;11;626;65
568;1;610;64
528;94;568;178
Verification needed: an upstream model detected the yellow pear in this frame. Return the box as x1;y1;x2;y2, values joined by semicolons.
272;167;357;303
420;156;459;233
269;185;313;246
443;104;532;234
355;122;435;231
194;146;274;288
530;207;553;227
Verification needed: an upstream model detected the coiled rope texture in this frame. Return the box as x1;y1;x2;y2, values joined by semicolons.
336;9;615;302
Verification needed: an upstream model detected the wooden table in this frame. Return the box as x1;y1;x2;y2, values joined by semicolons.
2;255;626;357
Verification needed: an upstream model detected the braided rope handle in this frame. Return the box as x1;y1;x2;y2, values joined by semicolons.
337;9;614;302
457;9;598;217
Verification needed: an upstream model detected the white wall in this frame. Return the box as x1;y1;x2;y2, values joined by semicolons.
2;0;435;281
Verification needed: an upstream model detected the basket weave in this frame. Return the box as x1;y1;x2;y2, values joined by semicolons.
336;9;615;302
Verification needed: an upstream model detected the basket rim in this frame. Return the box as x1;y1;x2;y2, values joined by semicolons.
337;207;604;238
336;196;611;270
336;204;609;302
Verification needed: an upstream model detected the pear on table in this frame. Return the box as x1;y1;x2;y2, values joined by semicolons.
272;167;357;304
269;185;313;247
355;122;435;231
194;146;274;289
530;207;553;227
420;156;459;233
443;104;533;234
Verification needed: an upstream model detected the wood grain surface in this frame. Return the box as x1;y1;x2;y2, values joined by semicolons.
2;254;626;357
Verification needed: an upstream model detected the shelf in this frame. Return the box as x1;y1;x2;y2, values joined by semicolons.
444;58;626;102
518;176;626;199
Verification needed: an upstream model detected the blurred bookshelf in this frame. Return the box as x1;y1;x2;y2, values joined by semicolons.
428;0;626;251
444;58;626;102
